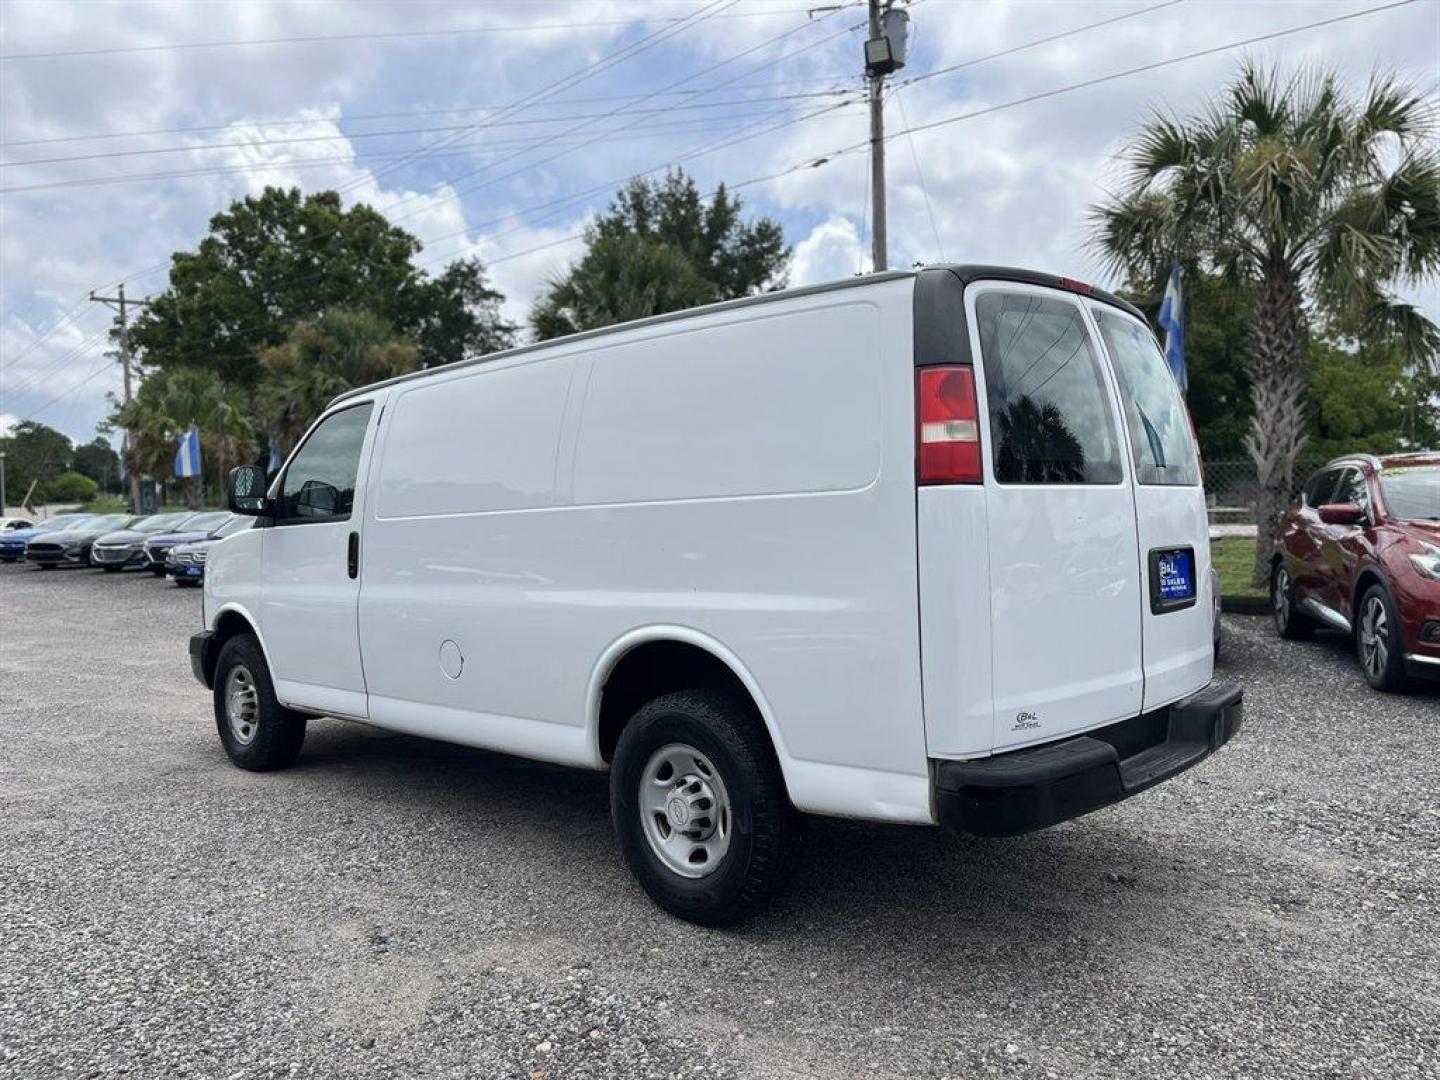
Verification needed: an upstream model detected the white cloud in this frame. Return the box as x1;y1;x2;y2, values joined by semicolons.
790;215;864;285
1;0;1436;443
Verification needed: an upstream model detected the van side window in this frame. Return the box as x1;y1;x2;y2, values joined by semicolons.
974;291;1122;484
1090;306;1201;486
277;403;374;523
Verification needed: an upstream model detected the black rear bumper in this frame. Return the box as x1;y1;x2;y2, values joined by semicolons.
190;631;217;689
933;680;1243;837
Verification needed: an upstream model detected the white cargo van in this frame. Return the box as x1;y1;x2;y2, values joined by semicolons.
192;265;1241;925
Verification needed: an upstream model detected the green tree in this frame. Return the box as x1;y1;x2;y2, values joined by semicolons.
130;187;513;386
108;367;256;507
44;470;99;504
257;308;418;451
1307;335;1440;458
0;421;72;507
531;234;717;340
1092;62;1440;585
72;437;122;494
531;169;788;340
418;257;517;368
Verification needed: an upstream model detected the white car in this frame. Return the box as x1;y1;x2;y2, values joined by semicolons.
0;516;36;531
192;265;1241;925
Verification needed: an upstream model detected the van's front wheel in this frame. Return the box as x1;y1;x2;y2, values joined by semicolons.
610;690;801;926
213;634;307;771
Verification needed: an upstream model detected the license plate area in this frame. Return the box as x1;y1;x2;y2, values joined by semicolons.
1148;546;1197;614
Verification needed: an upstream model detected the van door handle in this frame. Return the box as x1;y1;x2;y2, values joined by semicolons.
347;531;359;579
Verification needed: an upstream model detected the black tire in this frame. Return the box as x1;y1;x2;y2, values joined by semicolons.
212;633;307;771
150;565;168;577
1271;561;1314;640
1356;582;1408;692
102;564;121;573
37;563;54;571
610;688;802;926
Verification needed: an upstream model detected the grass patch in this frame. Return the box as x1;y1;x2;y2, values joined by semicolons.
1211;536;1267;599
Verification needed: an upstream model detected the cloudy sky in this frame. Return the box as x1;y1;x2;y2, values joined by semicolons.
1;0;1436;447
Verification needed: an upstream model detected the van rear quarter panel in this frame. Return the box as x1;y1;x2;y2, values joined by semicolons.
357;278;929;821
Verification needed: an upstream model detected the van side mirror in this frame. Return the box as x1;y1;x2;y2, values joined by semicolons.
1318;502;1366;526
228;465;271;516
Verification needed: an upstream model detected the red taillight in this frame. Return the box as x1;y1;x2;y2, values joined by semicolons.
917;365;982;484
1059;276;1093;294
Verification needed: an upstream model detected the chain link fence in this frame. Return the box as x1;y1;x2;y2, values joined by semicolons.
1203;458;1327;527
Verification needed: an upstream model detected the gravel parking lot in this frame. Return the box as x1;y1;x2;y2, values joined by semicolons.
1;563;1436;1079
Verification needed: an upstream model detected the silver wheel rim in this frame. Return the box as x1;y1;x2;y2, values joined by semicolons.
1359;595;1389;679
224;664;260;746
639;743;732;879
1273;567;1290;631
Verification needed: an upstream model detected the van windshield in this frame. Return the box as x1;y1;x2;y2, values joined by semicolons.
1090;306;1201;486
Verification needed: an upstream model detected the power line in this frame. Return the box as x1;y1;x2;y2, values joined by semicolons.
344;0;739;196
0;93;853;169
764;0;1426;190
19;0;1400;405
893;0;1186;94
892;85;944;263
0;80;856;150
0;297;93;372
16;354;117;421
383;10;862;227
0;109;834;194
0;6;825;61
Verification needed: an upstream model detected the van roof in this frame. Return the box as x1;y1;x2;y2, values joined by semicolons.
330;264;1149;406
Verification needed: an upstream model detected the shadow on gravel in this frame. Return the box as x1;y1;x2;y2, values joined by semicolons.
277;717;1219;980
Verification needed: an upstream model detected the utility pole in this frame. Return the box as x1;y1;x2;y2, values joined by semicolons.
867;0;888;272
0;450;7;514
89;284;150;514
863;1;908;272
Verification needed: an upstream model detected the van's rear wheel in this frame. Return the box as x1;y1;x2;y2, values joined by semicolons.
213;634;307;771
610;689;801;926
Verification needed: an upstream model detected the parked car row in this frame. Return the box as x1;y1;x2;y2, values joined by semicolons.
1270;451;1440;692
0;509;250;586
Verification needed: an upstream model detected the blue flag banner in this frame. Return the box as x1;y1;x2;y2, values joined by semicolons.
174;425;202;479
1157;263;1187;393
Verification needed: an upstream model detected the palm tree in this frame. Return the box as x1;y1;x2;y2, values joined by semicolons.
530;233;716;341
258;308;418;451
108;367;256;508
1092;61;1440;585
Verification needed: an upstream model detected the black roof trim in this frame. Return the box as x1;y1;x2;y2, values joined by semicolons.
942;264;1148;323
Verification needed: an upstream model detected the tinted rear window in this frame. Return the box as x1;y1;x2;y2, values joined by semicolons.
1379;465;1439;521
1090;306;1200;486
974;291;1122;484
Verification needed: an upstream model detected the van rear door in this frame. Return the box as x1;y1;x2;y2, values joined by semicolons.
1088;304;1214;708
966;283;1144;752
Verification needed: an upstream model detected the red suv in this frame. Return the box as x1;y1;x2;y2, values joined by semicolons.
1271;452;1440;690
